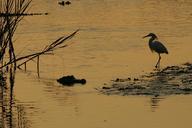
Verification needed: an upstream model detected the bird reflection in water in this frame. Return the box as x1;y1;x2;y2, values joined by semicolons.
148;70;168;112
150;96;165;112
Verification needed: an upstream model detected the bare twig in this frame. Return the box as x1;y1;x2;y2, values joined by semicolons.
0;29;79;69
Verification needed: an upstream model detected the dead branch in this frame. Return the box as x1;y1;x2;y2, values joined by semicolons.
0;12;48;17
0;29;79;69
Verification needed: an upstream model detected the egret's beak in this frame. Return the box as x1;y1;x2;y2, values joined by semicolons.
143;35;149;38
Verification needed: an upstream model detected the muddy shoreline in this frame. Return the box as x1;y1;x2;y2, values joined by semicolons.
100;63;192;96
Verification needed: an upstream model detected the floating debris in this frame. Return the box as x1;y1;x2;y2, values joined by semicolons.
100;63;192;96
65;1;71;5
58;1;71;6
57;75;86;86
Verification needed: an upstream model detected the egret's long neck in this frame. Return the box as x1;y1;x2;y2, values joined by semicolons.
149;37;155;43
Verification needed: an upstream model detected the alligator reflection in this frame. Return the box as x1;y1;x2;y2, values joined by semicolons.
0;68;29;128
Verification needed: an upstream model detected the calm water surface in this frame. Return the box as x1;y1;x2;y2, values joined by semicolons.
2;0;192;127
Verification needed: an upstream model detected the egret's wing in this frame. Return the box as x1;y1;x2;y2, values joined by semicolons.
152;41;169;54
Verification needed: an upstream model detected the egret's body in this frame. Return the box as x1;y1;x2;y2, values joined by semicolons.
143;33;168;68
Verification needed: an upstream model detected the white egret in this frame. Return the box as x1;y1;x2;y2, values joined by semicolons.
143;33;168;68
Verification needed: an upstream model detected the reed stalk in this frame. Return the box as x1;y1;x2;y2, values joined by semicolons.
0;0;79;77
0;0;32;69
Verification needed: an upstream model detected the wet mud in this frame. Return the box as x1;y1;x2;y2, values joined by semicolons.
100;63;192;96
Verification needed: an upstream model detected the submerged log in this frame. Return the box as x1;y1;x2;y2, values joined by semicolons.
57;75;86;86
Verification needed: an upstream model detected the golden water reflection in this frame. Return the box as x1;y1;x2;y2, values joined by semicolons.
7;0;192;128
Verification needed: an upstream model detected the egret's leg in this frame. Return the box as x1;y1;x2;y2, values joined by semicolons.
155;54;161;68
158;54;161;67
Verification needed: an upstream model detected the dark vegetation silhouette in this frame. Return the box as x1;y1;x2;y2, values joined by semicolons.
0;0;79;127
0;0;79;77
1;29;79;77
0;0;32;70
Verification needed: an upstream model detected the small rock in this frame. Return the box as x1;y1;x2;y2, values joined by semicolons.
102;87;111;89
103;87;111;89
115;78;120;82
133;78;139;81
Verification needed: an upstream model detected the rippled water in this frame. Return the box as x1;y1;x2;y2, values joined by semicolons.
1;0;192;127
